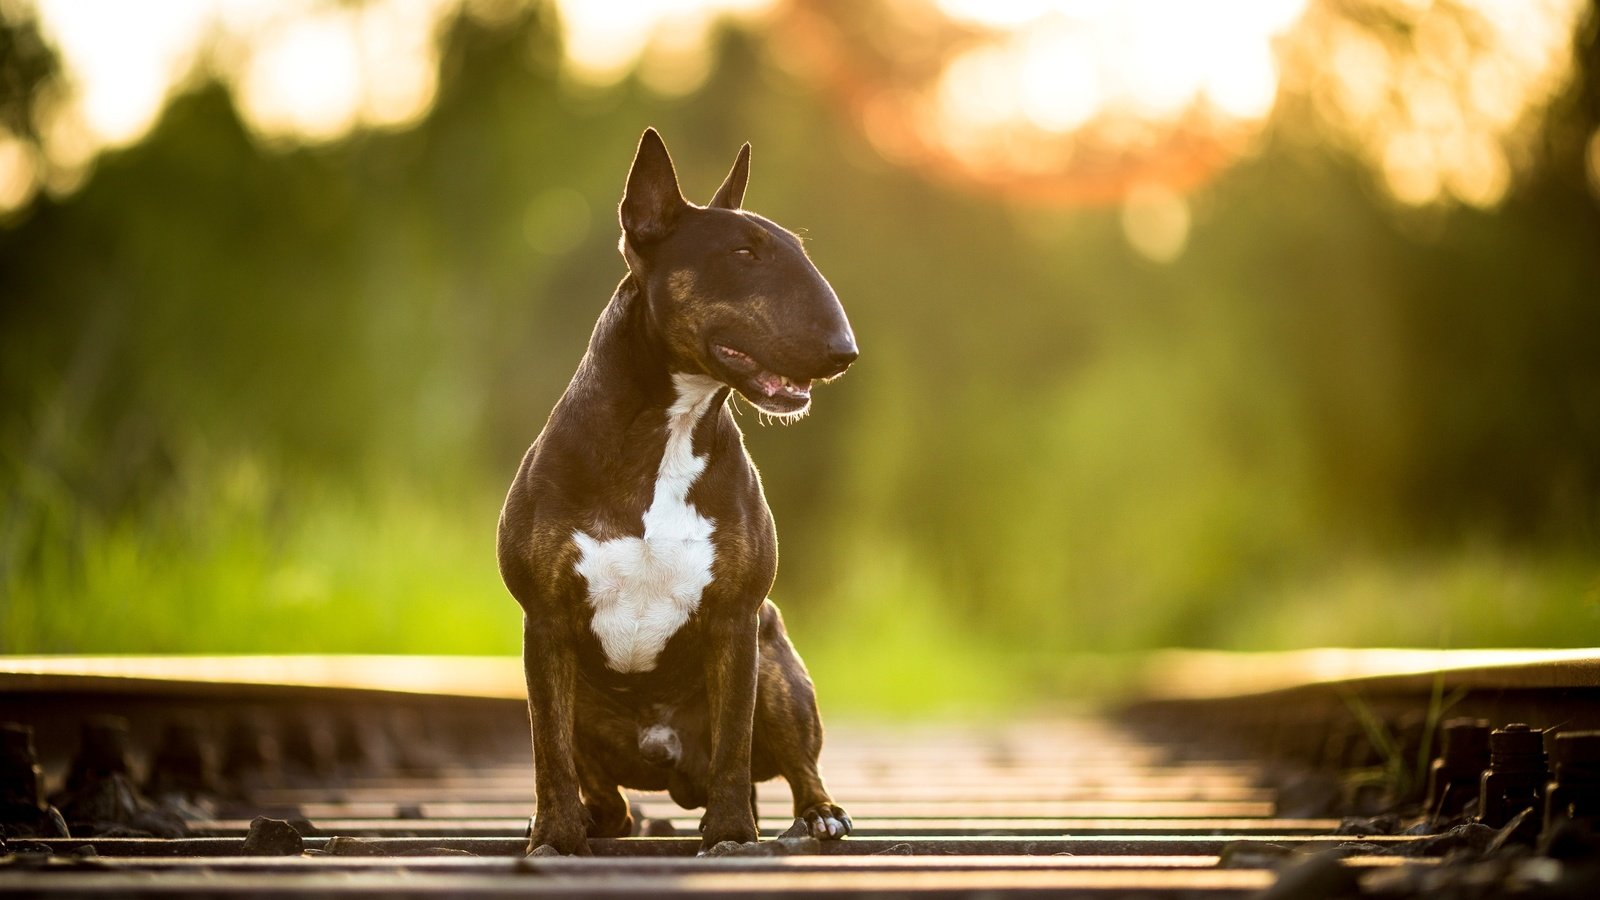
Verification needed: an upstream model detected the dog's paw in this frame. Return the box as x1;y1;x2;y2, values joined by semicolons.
524;839;591;857
791;804;852;840
698;836;820;857
526;814;592;857
698;839;761;857
698;813;759;850
524;838;591;857
583;803;635;838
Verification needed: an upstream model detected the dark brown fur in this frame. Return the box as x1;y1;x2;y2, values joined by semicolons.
497;130;856;854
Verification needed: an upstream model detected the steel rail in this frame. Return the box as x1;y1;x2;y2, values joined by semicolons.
5;650;1599;898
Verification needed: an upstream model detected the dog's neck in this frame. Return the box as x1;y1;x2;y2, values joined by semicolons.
587;277;672;397
561;276;731;452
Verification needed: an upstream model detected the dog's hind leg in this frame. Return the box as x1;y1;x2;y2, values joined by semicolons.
753;600;852;839
576;760;635;838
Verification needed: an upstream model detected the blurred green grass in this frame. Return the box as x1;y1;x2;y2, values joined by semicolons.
1;458;513;656
5;447;1594;713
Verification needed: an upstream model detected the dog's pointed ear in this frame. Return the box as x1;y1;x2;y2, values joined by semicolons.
620;128;687;245
708;142;750;210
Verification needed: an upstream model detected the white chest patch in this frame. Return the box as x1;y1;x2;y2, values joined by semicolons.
573;374;722;673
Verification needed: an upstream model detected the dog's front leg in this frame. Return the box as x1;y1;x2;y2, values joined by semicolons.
522;611;590;856
698;607;761;850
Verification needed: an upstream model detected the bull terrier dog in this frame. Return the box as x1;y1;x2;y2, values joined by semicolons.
498;128;858;855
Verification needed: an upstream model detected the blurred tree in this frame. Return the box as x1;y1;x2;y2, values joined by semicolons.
0;1;1595;674
0;5;56;146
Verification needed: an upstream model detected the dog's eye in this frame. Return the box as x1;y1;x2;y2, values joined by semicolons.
733;247;755;258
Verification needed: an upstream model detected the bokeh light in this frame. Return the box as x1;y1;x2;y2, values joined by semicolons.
235;0;449;144
799;0;1313;208
30;0;211;148
1587;127;1600;201
3;0;770;210
0;130;36;211
808;0;1585;215
4;0;1589;221
1289;0;1587;208
555;0;771;94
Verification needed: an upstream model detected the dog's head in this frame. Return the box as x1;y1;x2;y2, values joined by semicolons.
618;128;857;419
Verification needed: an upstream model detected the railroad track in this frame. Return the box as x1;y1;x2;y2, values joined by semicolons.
2;651;1598;897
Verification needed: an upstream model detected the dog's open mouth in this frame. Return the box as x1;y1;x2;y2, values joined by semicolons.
712;344;812;415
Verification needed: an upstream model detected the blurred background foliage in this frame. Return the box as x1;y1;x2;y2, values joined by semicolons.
1;0;1597;713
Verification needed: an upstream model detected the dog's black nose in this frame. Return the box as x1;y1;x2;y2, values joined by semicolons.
825;337;859;373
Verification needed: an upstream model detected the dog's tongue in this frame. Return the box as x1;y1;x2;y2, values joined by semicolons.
715;345;812;400
756;371;812;399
